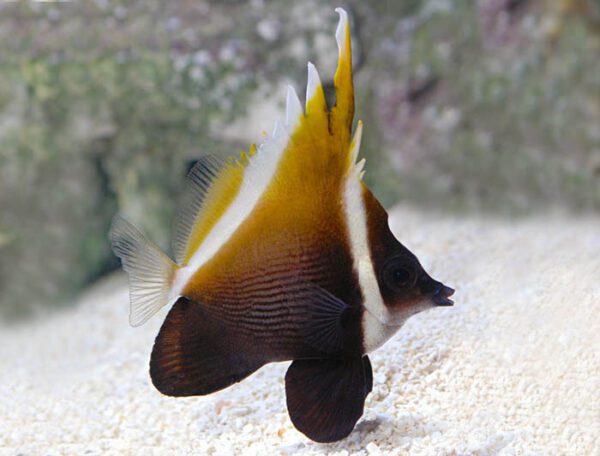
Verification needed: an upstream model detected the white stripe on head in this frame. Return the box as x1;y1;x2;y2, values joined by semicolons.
342;173;390;323
342;134;393;319
362;311;399;353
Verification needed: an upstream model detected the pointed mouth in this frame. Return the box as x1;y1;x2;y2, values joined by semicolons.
432;284;455;306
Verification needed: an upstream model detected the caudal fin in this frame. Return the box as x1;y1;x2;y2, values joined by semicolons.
110;215;177;327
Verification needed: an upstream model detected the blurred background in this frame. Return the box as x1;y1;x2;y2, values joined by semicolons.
1;0;599;320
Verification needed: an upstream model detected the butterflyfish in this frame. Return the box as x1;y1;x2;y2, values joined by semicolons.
110;7;454;443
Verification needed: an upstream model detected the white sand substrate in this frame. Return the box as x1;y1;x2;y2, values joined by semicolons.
1;207;598;456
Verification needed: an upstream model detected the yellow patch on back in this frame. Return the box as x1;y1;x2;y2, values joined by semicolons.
181;9;362;297
260;8;358;215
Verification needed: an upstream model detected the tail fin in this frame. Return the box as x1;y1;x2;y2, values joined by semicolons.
110;215;177;327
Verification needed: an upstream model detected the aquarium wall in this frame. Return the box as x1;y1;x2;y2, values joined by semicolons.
1;0;598;319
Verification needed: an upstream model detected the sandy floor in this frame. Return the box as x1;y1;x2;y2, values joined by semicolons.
1;207;598;456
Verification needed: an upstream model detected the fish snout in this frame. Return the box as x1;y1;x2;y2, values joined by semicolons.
418;276;455;306
432;283;454;306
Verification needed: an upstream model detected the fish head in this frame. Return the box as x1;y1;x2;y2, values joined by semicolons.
362;188;454;324
377;244;454;316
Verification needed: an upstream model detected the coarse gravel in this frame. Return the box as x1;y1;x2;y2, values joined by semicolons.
1;206;598;455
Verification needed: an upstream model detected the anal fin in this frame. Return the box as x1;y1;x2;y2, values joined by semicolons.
285;355;373;442
150;297;264;396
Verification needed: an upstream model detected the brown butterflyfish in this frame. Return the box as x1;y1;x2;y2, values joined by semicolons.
110;7;454;443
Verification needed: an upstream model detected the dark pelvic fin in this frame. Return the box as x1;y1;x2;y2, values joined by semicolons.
300;282;349;354
285;355;373;443
149;297;264;397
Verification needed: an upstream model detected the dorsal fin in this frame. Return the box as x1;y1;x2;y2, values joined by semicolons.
172;155;224;265
283;8;360;177
171;153;245;266
305;62;328;125
170;8;364;280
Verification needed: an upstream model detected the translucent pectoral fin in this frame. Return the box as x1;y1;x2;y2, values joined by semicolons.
284;355;372;443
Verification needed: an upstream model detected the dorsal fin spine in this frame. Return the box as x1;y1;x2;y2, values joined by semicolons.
306;62;327;116
332;8;354;135
286;85;304;129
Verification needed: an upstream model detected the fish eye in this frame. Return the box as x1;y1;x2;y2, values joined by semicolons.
382;257;418;292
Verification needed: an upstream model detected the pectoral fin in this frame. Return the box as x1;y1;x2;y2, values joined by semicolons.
299;282;349;354
285;355;373;443
149;297;264;397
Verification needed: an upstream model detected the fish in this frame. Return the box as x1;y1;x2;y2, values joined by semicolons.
110;7;455;443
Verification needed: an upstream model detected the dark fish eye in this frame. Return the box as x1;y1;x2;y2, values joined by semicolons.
382;257;417;292
392;267;411;285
